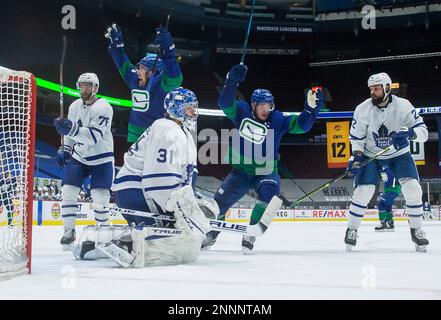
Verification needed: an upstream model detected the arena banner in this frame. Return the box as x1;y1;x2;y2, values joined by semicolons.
410;141;425;165
27;201;440;225
31;200;126;226
326;121;350;168
225;208;419;222
255;25;314;33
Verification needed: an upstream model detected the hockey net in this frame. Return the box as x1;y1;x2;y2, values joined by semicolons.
0;66;35;279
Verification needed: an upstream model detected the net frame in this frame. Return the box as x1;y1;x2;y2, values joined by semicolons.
0;66;35;279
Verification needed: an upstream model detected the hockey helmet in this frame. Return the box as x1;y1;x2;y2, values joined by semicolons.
367;72;392;97
251;89;275;111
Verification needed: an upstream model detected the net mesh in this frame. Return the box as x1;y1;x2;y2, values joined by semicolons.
0;66;34;279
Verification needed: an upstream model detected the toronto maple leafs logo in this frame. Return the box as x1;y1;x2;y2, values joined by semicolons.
372;124;395;148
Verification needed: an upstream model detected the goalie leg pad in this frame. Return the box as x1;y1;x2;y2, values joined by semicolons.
167;185;212;235
130;227;146;268
96;242;135;268
144;227;202;266
72;225;132;260
195;192;219;220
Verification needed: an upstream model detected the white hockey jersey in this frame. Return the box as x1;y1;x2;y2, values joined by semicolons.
112;118;197;211
350;95;428;160
64;98;114;166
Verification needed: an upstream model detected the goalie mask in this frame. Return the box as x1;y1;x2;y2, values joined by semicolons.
164;88;198;129
76;73;99;103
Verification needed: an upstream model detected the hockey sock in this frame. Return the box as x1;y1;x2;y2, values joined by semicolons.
62;200;77;230
92;188;110;225
401;179;423;229
378;211;388;222
348;185;375;230
385;212;393;221
249;200;268;225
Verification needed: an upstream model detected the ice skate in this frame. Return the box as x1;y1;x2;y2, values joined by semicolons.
344;228;358;252
60;229;76;251
410;228;429;253
375;220;394;232
241;235;256;255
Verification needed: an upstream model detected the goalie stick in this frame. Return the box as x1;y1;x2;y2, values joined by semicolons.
91;195;282;237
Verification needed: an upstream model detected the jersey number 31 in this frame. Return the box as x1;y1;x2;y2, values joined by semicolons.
157;149;173;163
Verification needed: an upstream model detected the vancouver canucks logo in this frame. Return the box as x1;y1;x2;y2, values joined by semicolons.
372;124;395;148
239;118;267;144
131;89;150;112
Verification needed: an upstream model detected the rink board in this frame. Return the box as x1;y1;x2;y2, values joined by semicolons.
0;200;439;225
1;200;439;226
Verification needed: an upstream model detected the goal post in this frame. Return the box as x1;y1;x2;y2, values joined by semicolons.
0;66;36;279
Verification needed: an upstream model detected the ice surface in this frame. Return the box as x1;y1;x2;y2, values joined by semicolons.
1;221;440;300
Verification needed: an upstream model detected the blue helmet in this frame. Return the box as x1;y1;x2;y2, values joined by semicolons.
137;53;164;74
164;87;198;128
251;89;275;110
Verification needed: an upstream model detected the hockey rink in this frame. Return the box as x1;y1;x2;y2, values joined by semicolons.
1;221;441;300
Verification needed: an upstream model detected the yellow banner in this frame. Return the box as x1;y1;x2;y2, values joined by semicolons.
326;121;350;168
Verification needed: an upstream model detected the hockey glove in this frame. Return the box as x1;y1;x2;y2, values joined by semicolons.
105;23;124;49
346;153;365;177
391;127;415;150
153;27;176;59
304;88;324;117
56;145;72;168
225;64;248;87
54;117;76;136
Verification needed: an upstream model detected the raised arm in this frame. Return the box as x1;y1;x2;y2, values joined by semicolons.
105;24;139;88
218;64;248;121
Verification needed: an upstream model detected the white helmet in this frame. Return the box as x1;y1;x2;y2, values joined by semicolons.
367;72;392;97
76;73;99;95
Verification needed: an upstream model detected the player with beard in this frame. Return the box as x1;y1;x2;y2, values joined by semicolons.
345;73;429;252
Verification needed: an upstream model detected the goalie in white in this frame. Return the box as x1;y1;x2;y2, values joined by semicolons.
73;88;212;267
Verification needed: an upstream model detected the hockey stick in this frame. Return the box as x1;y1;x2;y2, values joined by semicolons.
240;0;256;65
146;0;175;92
92;195;282;237
288;146;393;208
59;35;67;145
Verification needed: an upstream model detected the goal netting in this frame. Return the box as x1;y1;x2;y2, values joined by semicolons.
0;66;35;279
